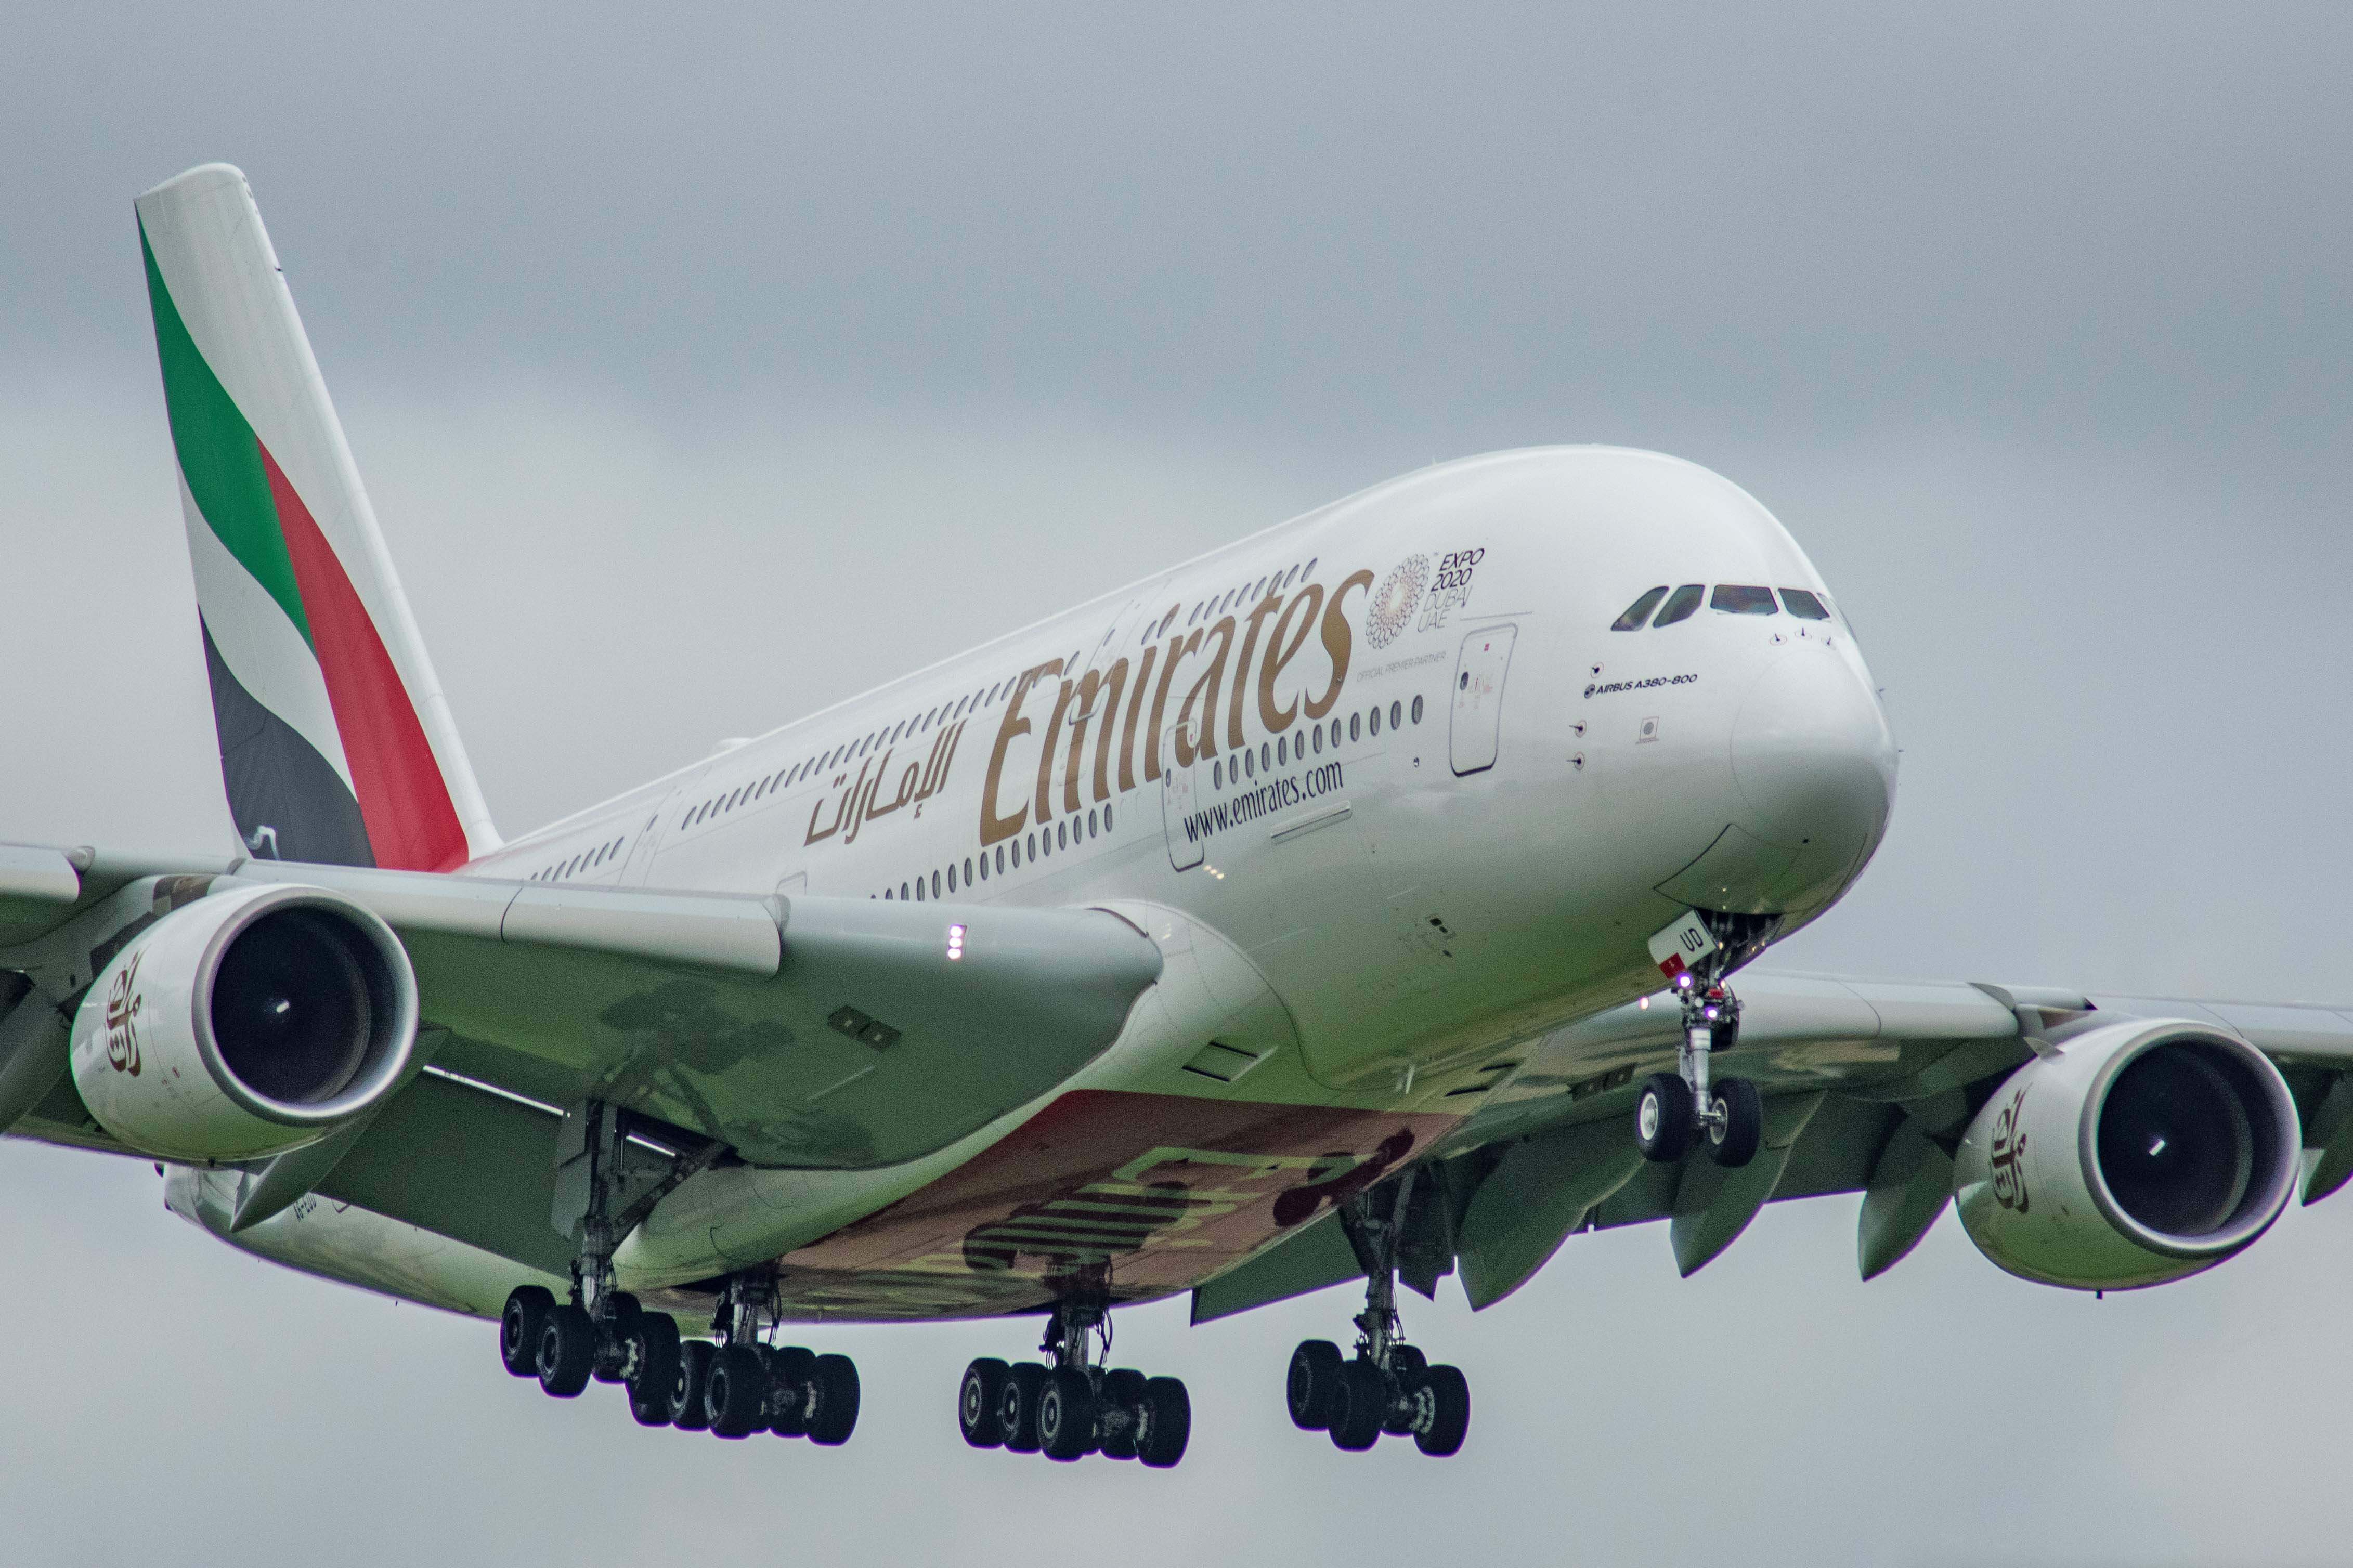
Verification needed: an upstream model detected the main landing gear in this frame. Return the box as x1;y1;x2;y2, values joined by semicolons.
1286;1169;1471;1457
501;1273;861;1445
1633;974;1761;1168
498;1099;859;1446
958;1298;1191;1467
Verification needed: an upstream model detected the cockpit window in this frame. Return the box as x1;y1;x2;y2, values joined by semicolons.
1779;587;1831;620
1610;586;1670;631
1652;584;1705;628
1711;584;1777;616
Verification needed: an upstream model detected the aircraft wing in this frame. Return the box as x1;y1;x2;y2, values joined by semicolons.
1195;971;2353;1323
0;842;1161;1272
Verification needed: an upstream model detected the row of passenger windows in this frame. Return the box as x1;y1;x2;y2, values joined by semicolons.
874;803;1119;903
683;682;1016;832
686;556;1332;837
1134;557;1321;646
529;834;627;882
1208;698;1421;789
1610;583;1832;631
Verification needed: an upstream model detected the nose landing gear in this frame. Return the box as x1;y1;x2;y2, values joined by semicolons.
1286;1168;1471;1457
958;1297;1190;1467
1634;974;1761;1167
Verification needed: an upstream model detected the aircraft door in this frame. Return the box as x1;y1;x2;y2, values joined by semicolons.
1160;719;1205;871
1450;624;1517;775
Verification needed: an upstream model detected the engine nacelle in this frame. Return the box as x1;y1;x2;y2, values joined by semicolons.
1955;1017;2299;1290
69;883;418;1162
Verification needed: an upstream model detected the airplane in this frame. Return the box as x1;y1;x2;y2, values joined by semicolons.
5;162;2346;1467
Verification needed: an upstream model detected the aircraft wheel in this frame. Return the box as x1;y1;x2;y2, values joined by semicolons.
1634;1072;1693;1161
999;1363;1048;1453
667;1340;715;1430
500;1286;553;1377
805;1354;861;1446
1135;1376;1191;1469
1328;1359;1386;1451
1287;1339;1344;1430
705;1343;769;1438
1707;1077;1763;1168
766;1346;816;1436
1037;1365;1098;1462
1411;1365;1471;1457
536;1303;595;1398
1097;1368;1147;1459
625;1313;680;1427
959;1358;1009;1448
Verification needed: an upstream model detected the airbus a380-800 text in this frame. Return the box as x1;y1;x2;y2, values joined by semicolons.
3;164;2339;1466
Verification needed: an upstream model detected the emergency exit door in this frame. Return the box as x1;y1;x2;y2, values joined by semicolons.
1450;624;1516;775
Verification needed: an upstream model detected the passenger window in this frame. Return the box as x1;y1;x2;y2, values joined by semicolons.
1260;741;1270;772
1087;808;1098;837
932;870;942;898
1213;760;1223;788
1711;584;1777;616
1349;713;1361;742
947;864;957;893
1312;727;1323;754
1369;705;1381;736
964;857;974;885
1057;821;1068;850
1103;804;1113;831
1411;695;1424;724
1611;586;1670;631
996;845;1006;874
1652;584;1705;627
1779;588;1831;620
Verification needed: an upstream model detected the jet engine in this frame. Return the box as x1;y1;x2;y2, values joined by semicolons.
1954;1017;2299;1290
68;882;419;1162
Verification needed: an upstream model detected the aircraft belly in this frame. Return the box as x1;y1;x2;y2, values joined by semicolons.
651;1088;1459;1323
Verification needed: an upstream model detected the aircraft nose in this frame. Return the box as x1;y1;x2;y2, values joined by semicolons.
1725;646;1897;900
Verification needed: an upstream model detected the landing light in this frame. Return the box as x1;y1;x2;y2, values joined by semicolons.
946;923;966;962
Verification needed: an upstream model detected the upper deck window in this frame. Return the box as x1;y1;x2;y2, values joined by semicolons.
1711;584;1777;616
1779;588;1831;620
1611;586;1669;631
1652;584;1705;628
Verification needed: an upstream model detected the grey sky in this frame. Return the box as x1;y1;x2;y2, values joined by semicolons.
5;7;2351;1563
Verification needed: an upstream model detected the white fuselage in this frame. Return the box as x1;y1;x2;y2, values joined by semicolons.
187;445;1900;1320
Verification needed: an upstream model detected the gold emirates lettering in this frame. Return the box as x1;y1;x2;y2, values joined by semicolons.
816;568;1371;854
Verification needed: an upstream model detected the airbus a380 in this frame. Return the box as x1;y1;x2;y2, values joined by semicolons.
2;164;2339;1467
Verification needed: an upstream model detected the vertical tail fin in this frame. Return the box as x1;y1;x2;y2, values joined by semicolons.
135;164;498;871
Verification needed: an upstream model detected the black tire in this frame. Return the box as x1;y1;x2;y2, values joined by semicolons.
1286;1339;1344;1431
500;1286;553;1377
626;1313;681;1427
1037;1365;1098;1462
767;1346;816;1436
536;1303;595;1398
667;1341;715;1430
1328;1358;1387;1451
592;1292;644;1383
1707;1077;1763;1168
1136;1376;1191;1469
1412;1364;1471;1457
1635;1072;1693;1161
805;1354;860;1446
705;1343;769;1438
959;1358;1009;1448
1097;1368;1147;1459
1000;1363;1048;1453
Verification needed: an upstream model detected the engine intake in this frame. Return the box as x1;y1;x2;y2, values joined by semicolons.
69;882;419;1161
1954;1017;2299;1290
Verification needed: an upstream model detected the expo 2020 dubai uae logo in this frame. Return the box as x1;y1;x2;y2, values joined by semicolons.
1365;554;1428;648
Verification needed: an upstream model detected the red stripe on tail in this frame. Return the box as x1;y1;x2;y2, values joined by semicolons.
260;442;467;872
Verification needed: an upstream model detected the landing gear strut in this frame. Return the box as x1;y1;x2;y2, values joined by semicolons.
1286;1168;1471;1457
959;1295;1190;1467
1634;973;1761;1167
